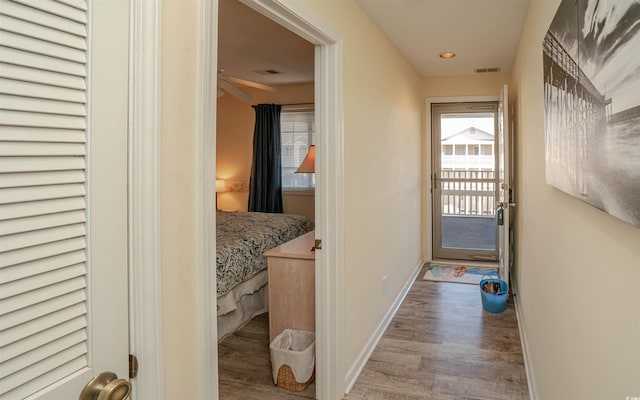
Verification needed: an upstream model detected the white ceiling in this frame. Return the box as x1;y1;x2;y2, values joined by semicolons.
218;0;530;83
355;0;530;76
217;0;314;85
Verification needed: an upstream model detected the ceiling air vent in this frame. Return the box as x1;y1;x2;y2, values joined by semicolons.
475;67;501;73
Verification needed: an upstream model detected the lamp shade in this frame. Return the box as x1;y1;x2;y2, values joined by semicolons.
215;179;226;192
295;145;315;173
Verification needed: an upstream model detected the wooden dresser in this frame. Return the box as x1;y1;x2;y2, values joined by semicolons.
264;230;315;342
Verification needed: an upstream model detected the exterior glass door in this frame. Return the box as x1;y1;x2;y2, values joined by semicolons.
432;102;499;261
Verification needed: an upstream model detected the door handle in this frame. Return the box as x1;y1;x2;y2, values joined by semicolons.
311;239;322;251
80;372;131;400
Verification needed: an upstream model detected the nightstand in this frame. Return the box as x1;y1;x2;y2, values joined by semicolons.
264;230;315;342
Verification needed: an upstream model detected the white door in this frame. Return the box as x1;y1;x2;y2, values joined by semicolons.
0;1;130;399
497;84;510;286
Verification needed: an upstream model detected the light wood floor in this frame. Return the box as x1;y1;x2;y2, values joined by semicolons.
345;267;529;399
218;313;315;399
218;266;529;400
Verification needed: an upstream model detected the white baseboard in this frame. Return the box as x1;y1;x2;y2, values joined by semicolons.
513;293;536;400
344;258;425;394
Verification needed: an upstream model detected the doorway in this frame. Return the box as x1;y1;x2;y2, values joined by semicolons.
206;0;345;398
215;1;317;394
431;102;499;262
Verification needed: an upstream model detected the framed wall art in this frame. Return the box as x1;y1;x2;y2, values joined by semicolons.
543;0;640;227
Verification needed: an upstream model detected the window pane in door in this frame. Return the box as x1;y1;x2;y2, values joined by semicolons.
439;113;496;251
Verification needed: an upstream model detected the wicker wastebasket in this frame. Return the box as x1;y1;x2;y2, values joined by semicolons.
269;329;315;391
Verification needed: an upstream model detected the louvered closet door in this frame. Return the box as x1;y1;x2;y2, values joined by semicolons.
0;1;130;399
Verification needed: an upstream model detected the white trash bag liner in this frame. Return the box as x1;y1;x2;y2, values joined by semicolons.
269;329;315;384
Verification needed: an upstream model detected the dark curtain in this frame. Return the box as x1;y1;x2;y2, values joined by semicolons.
248;104;283;213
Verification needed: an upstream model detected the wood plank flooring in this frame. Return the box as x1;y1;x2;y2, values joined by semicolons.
218;313;316;399
218;266;529;399
345;267;529;400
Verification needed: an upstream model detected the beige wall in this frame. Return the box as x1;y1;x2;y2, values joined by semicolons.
422;72;511;98
300;0;424;379
511;0;640;398
216;83;315;220
282;192;315;221
160;0;200;398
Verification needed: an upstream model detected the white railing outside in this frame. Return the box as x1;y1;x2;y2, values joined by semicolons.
441;170;496;216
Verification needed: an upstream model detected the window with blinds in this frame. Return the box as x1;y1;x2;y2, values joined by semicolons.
0;0;90;398
280;106;315;190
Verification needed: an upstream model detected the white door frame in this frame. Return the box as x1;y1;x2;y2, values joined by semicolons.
198;1;219;398
129;1;165;399
202;0;346;399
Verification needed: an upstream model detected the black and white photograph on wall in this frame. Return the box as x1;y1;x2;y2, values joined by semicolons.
543;0;640;228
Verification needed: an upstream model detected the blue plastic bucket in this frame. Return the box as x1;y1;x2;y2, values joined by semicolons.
479;278;508;313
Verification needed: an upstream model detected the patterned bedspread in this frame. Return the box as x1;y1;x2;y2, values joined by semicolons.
216;211;313;297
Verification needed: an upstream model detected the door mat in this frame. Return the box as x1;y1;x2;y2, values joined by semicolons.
423;264;498;285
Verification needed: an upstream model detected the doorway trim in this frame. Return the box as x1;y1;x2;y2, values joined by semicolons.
130;1;165;399
202;1;346;399
425;96;498;264
198;1;219;399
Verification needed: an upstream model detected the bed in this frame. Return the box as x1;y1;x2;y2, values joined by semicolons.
216;210;313;341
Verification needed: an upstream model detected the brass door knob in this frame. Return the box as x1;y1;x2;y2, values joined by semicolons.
80;372;131;400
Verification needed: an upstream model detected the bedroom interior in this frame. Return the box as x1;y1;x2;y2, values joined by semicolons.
215;0;318;396
215;0;315;218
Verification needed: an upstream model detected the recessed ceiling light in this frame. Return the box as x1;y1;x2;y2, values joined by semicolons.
439;52;456;59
